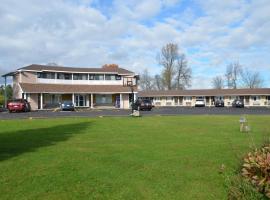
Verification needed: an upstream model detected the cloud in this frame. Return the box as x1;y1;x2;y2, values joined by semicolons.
0;0;269;88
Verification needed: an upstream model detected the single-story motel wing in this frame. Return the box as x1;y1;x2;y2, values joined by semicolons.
138;89;270;107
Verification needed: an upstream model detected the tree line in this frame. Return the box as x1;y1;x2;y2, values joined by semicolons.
212;62;264;89
0;85;13;106
139;43;264;91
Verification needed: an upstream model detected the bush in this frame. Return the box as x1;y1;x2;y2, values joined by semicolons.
242;144;270;198
227;175;265;200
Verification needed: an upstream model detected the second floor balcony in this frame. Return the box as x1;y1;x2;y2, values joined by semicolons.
36;72;137;86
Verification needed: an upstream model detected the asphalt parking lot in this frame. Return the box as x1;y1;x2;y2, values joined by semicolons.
0;107;269;120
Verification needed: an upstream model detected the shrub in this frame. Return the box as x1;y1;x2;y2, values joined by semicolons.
227;174;265;200
241;144;270;198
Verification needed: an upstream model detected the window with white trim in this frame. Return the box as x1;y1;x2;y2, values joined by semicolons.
252;96;260;101
73;73;88;80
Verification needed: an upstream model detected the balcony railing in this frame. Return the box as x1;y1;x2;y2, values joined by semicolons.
37;78;124;85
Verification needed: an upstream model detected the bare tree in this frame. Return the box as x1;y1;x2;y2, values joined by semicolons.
241;69;263;88
139;69;154;91
158;43;178;90
154;74;164;90
175;54;191;89
212;76;224;89
225;62;242;89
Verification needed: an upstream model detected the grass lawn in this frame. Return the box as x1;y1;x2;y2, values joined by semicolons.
0;115;269;200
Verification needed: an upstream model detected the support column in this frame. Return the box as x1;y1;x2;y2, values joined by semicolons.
72;93;75;106
133;93;137;101
120;93;123;109
91;93;94;108
86;94;90;107
40;93;43;110
4;76;7;108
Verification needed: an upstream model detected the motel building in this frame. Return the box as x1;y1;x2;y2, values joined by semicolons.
138;89;270;107
3;64;138;110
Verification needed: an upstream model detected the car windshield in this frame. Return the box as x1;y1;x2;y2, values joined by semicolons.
10;99;23;103
63;101;73;104
143;100;151;103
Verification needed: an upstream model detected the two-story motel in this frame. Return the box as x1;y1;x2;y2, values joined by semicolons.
3;64;138;110
2;64;270;109
138;89;270;107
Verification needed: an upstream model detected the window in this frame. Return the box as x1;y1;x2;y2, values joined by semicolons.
89;74;95;80
94;74;104;80
105;74;116;80
57;73;72;80
104;74;121;80
37;72;55;79
73;73;88;80
215;96;224;100
89;74;104;80
252;96;260;101
184;96;192;101
230;96;238;100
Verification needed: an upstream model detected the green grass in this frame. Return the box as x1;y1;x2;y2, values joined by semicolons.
0;115;269;200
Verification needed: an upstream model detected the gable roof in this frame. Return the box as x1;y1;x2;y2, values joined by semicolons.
18;64;134;75
138;88;270;97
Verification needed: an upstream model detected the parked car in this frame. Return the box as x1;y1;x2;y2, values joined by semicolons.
7;99;31;113
215;99;224;107
232;99;244;108
195;98;205;107
60;101;75;111
132;99;153;111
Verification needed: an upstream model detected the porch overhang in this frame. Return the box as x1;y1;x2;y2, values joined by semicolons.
19;83;138;94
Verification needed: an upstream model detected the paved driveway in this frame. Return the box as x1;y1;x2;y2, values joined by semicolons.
0;107;269;120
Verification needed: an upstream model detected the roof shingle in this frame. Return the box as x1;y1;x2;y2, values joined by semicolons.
19;64;134;75
20;83;137;93
138;88;270;97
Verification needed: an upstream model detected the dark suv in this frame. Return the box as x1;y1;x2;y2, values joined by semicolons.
60;101;75;111
132;99;153;111
7;99;31;112
215;99;224;107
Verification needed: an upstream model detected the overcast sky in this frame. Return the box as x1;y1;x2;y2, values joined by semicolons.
0;0;269;88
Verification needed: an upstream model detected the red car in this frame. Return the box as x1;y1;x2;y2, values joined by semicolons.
7;99;31;113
